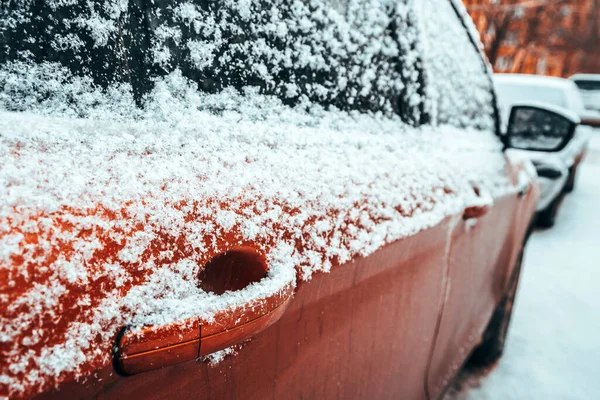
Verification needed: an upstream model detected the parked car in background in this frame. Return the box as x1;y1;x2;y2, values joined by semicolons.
494;74;590;195
0;1;577;399
570;74;600;123
503;103;581;227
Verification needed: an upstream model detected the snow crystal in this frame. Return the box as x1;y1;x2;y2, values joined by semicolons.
202;345;238;366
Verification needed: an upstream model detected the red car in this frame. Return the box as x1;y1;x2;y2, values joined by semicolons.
0;0;576;399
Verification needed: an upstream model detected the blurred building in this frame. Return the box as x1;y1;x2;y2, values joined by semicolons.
464;0;600;77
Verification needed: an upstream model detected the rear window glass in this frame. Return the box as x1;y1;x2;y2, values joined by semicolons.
0;0;426;123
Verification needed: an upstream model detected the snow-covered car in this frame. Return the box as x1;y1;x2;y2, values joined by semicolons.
570;74;600;123
0;1;575;399
494;74;591;194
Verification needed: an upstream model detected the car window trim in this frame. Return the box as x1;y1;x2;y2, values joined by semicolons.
447;0;504;146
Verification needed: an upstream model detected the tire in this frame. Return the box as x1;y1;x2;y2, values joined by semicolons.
536;195;561;228
565;165;577;193
468;251;523;367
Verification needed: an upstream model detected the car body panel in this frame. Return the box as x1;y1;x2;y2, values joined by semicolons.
33;178;539;400
494;74;587;114
36;218;456;400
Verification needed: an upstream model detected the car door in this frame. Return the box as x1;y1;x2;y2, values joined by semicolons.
3;2;451;399
414;1;531;398
34;222;451;400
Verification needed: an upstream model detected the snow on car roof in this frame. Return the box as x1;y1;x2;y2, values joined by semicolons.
494;73;576;90
493;73;586;115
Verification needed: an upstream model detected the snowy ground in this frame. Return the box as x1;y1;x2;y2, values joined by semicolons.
447;133;600;400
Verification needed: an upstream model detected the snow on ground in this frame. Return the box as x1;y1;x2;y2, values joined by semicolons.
447;132;600;400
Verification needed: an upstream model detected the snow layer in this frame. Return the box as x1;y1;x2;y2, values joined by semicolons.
0;0;516;397
0;85;513;396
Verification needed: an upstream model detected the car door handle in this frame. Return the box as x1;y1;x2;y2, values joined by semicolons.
115;284;294;375
463;204;489;220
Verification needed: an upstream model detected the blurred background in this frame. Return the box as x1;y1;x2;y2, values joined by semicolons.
464;0;599;77
447;1;600;399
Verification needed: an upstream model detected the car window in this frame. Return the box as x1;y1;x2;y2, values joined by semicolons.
414;0;496;132
0;0;426;123
573;80;600;91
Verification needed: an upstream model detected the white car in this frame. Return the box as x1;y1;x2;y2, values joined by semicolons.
570;74;600;114
494;74;590;226
570;74;600;128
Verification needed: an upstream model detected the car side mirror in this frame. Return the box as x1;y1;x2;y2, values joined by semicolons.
506;103;580;152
